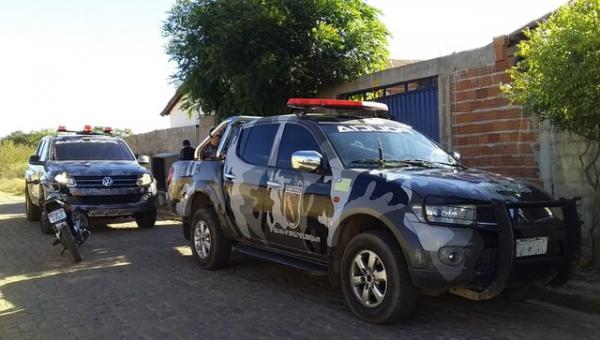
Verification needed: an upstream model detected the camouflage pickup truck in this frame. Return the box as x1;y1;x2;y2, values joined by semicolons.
171;98;581;324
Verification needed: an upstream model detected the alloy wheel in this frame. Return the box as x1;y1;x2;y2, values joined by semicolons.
350;250;388;308
193;220;211;259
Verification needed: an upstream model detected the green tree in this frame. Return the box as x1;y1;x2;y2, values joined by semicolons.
502;0;600;267
1;129;54;147
163;0;389;119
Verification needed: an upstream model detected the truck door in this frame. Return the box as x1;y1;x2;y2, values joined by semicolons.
26;138;49;204
265;123;332;258
223;122;281;241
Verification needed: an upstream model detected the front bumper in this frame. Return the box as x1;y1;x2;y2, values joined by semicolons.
409;198;582;298
67;187;158;217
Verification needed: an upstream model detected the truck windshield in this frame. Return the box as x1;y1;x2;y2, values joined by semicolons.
320;121;457;168
53;138;135;161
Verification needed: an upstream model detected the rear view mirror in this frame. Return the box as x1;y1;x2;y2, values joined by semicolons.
138;155;150;165
291;150;322;172
28;155;43;165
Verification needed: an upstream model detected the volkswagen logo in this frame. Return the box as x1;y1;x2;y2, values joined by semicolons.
101;176;114;187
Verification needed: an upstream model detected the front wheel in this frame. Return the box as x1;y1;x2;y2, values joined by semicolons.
40;207;53;234
25;187;41;222
190;209;231;270
341;230;417;324
60;226;82;263
135;210;157;228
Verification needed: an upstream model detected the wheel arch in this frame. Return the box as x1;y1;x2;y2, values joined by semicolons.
328;208;422;286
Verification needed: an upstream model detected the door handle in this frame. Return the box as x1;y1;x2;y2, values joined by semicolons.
267;181;282;188
224;173;236;180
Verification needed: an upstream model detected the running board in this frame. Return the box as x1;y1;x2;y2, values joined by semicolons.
232;244;328;275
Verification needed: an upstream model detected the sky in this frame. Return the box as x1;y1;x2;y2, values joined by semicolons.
0;0;568;138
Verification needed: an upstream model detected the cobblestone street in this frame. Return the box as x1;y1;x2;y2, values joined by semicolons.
1;192;599;339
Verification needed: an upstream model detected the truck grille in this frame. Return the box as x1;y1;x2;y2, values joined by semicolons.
76;194;143;205
73;175;138;189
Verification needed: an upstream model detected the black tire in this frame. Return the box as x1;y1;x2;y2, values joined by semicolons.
25;187;40;222
501;284;535;302
190;208;231;270
61;227;82;263
135;210;157;228
40;206;53;234
341;230;417;324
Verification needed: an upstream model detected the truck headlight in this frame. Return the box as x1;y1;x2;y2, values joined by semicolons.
413;204;476;226
137;173;153;187
54;172;76;187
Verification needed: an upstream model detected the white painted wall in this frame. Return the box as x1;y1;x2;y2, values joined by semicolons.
168;101;201;128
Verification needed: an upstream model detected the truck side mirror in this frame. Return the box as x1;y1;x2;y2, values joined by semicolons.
29;155;43;165
138;155;150;165
291;150;322;172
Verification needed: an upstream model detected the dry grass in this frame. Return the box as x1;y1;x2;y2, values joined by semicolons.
0;178;24;196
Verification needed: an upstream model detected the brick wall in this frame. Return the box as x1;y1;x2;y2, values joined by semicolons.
450;36;540;183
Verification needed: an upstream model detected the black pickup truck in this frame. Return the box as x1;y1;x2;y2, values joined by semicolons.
171;99;581;324
25;126;158;233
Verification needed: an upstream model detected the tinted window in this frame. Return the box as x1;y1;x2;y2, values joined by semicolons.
276;124;321;169
53;138;135;161
238;124;279;166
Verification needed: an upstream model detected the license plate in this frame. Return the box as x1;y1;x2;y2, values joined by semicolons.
48;208;67;224
516;237;548;258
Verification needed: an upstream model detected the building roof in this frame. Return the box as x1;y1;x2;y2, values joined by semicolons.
159;88;182;116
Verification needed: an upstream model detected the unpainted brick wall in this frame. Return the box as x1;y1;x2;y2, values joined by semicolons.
450;36;541;184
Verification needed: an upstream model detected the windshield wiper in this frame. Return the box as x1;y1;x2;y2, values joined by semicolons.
401;159;464;168
349;159;408;168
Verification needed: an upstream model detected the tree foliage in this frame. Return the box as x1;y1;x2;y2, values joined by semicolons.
1;129;55;147
503;0;600;142
502;0;600;268
163;0;389;119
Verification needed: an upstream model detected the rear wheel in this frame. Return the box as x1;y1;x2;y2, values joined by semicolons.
190;209;231;270
341;230;417;324
135;210;157;228
25;187;40;222
60;225;82;263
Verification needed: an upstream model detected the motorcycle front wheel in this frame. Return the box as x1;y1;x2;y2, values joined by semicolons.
61;227;82;263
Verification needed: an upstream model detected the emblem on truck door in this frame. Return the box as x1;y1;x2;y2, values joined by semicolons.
283;185;303;229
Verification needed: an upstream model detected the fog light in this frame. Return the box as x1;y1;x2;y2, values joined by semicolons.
141;193;152;201
439;247;464;266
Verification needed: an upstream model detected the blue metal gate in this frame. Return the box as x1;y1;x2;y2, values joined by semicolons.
345;77;440;141
377;86;439;141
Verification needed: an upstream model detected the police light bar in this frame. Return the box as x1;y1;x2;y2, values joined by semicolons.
104;127;113;134
287;98;388;112
83;125;93;134
57;126;67;132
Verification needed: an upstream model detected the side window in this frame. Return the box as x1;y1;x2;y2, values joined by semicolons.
237;124;279;166
276;124;322;169
39;139;50;161
34;139;45;156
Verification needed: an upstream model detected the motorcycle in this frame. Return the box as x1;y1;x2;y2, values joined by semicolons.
44;191;90;262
